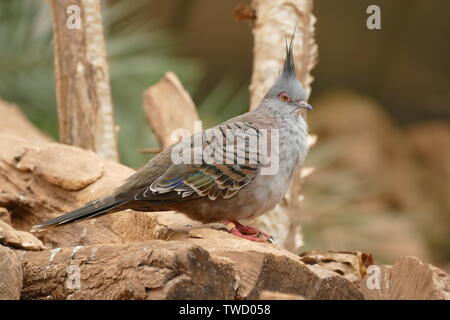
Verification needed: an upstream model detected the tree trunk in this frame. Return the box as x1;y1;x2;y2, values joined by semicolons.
248;0;318;249
49;0;118;161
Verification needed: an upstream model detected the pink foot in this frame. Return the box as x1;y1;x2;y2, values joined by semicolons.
221;220;274;243
232;221;272;239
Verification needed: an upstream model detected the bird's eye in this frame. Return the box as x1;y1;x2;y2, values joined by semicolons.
278;92;291;103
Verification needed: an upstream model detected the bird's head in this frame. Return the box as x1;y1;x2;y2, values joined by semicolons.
262;30;313;114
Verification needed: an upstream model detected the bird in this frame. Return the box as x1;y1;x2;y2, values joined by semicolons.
31;32;313;243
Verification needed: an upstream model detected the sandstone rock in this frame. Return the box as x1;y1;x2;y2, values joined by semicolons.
18;240;236;300
259;290;304;300
300;250;374;285
16;144;105;191
0;134;163;247
0;220;45;251
0;245;22;299
17;235;364;300
184;229;364;300
360;256;450;300
0;207;11;224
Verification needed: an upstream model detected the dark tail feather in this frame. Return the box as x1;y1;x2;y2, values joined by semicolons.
30;196;127;232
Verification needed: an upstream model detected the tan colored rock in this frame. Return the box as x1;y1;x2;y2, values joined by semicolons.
259;290;305;300
0;134;168;247
16;144;105;191
360;256;450;300
185;229;364;300
0;245;22;300
300;250;374;285
18;235;364;300
0;207;11;224
18;240;237;300
0;220;45;251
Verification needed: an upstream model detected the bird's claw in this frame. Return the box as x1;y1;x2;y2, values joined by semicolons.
266;235;276;244
221;220;274;243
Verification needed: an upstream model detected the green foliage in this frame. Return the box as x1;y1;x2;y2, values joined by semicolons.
103;0;203;167
0;0;56;135
0;0;195;167
0;0;251;168
197;74;249;129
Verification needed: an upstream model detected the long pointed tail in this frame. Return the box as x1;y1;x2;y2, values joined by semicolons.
30;196;127;232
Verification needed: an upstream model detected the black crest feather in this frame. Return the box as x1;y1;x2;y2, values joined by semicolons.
263;24;306;103
282;26;297;79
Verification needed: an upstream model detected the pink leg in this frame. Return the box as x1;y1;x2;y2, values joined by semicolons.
221;220;274;243
232;221;272;239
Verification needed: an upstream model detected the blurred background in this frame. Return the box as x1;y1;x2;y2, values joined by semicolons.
0;0;449;269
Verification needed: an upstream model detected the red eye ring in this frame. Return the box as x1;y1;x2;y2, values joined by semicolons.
278;92;291;103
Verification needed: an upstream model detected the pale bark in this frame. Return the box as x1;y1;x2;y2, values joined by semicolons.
49;0;118;161
249;0;318;109
248;0;318;249
143;72;200;148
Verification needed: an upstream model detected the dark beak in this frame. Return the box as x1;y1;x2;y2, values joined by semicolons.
298;101;313;111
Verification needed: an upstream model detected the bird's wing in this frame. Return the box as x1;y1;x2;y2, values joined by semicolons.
132;121;263;202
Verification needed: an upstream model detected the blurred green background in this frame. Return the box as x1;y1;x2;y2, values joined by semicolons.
0;0;449;269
